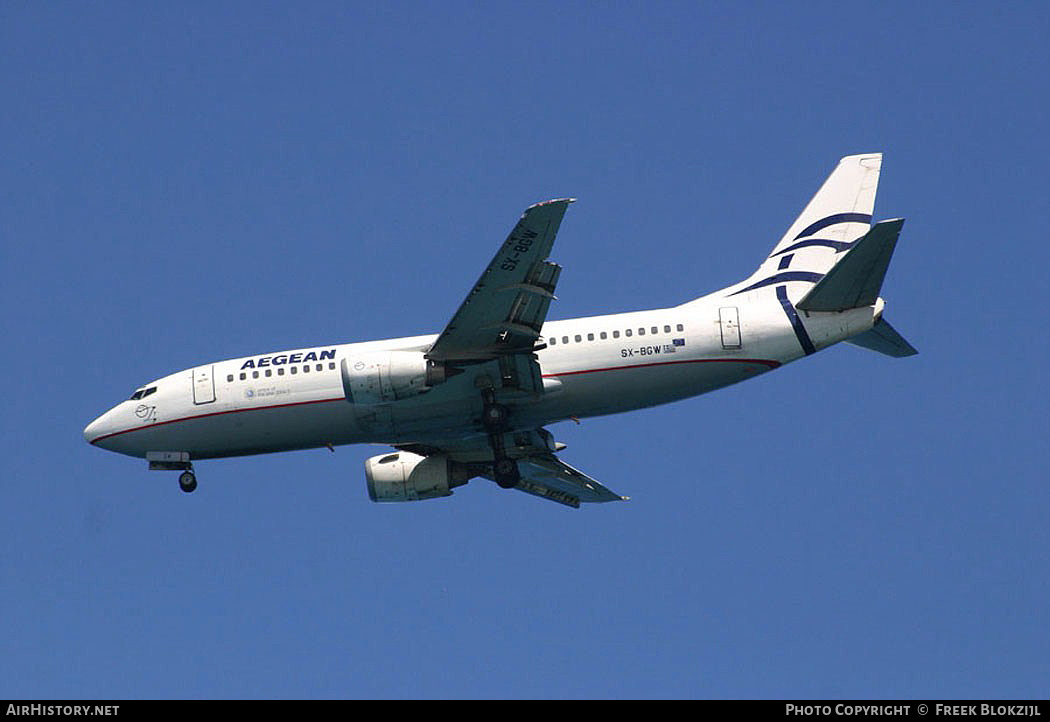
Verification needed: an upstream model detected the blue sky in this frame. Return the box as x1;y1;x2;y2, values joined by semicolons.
2;1;1048;699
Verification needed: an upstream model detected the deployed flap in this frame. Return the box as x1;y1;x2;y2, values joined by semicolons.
845;317;918;357
514;456;628;508
796;219;905;312
427;199;573;363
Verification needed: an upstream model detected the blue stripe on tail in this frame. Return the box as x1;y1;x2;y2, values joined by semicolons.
730;271;824;296
793;212;872;240
776;285;815;356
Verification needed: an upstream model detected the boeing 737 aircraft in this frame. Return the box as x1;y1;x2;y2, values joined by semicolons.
84;153;916;508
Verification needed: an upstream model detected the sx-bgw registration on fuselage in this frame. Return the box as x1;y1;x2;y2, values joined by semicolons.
84;153;916;508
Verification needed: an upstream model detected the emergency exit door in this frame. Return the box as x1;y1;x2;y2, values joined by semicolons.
719;307;742;349
192;365;216;405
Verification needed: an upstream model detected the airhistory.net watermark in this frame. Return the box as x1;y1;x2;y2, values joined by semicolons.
5;706;118;716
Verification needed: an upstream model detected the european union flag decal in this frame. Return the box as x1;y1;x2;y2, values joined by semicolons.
673;338;685;346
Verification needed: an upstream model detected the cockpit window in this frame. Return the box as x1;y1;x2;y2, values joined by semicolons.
129;386;157;401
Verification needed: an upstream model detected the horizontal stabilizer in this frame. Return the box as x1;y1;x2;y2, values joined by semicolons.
796;219;904;312
845;317;918;357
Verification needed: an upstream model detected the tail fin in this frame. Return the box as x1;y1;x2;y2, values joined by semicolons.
738;153;884;289
719;153;918;358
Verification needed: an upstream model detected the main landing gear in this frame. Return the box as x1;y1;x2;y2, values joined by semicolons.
493;457;520;489
482;390;521;489
178;470;198;494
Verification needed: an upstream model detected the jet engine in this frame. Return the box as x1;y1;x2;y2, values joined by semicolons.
341;351;450;405
364;451;468;502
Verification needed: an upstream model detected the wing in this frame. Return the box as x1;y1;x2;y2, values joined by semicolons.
426;199;573;364
401;200;626;508
511;456;628;509
398;428;628;509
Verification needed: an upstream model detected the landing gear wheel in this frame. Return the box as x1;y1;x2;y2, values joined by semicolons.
178;471;197;493
494;458;520;489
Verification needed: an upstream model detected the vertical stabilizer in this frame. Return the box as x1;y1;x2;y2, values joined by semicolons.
732;154;883;294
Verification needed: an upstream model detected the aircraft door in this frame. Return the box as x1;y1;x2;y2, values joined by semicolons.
192;365;216;405
719;307;742;349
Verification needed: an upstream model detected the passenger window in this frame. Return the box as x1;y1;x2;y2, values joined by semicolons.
303;365;310;373
613;330;620;338
549;337;556;346
239;372;246;380
587;333;594;341
316;364;323;371
677;323;684;332
651;326;658;334
291;367;297;374
329;362;335;370
664;325;671;333
625;329;632;337
562;336;569;344
277;368;284;376
265;369;272;377
253;371;259;379
575;334;581;342
227;374;234;383
638;328;645;336
600;332;607;340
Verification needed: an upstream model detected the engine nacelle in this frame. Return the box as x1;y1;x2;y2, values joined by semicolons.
341;351;447;405
365;451;464;502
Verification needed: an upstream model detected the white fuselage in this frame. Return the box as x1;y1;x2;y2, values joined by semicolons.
83;284;879;460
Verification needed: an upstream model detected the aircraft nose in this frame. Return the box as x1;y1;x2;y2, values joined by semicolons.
83;409;114;445
83;415;103;445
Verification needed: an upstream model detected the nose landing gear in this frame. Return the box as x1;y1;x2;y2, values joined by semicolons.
146;452;197;494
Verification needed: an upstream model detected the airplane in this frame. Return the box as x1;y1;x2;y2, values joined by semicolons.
83;153;916;508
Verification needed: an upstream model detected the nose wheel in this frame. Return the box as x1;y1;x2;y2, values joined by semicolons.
147;452;197;493
178;471;198;493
